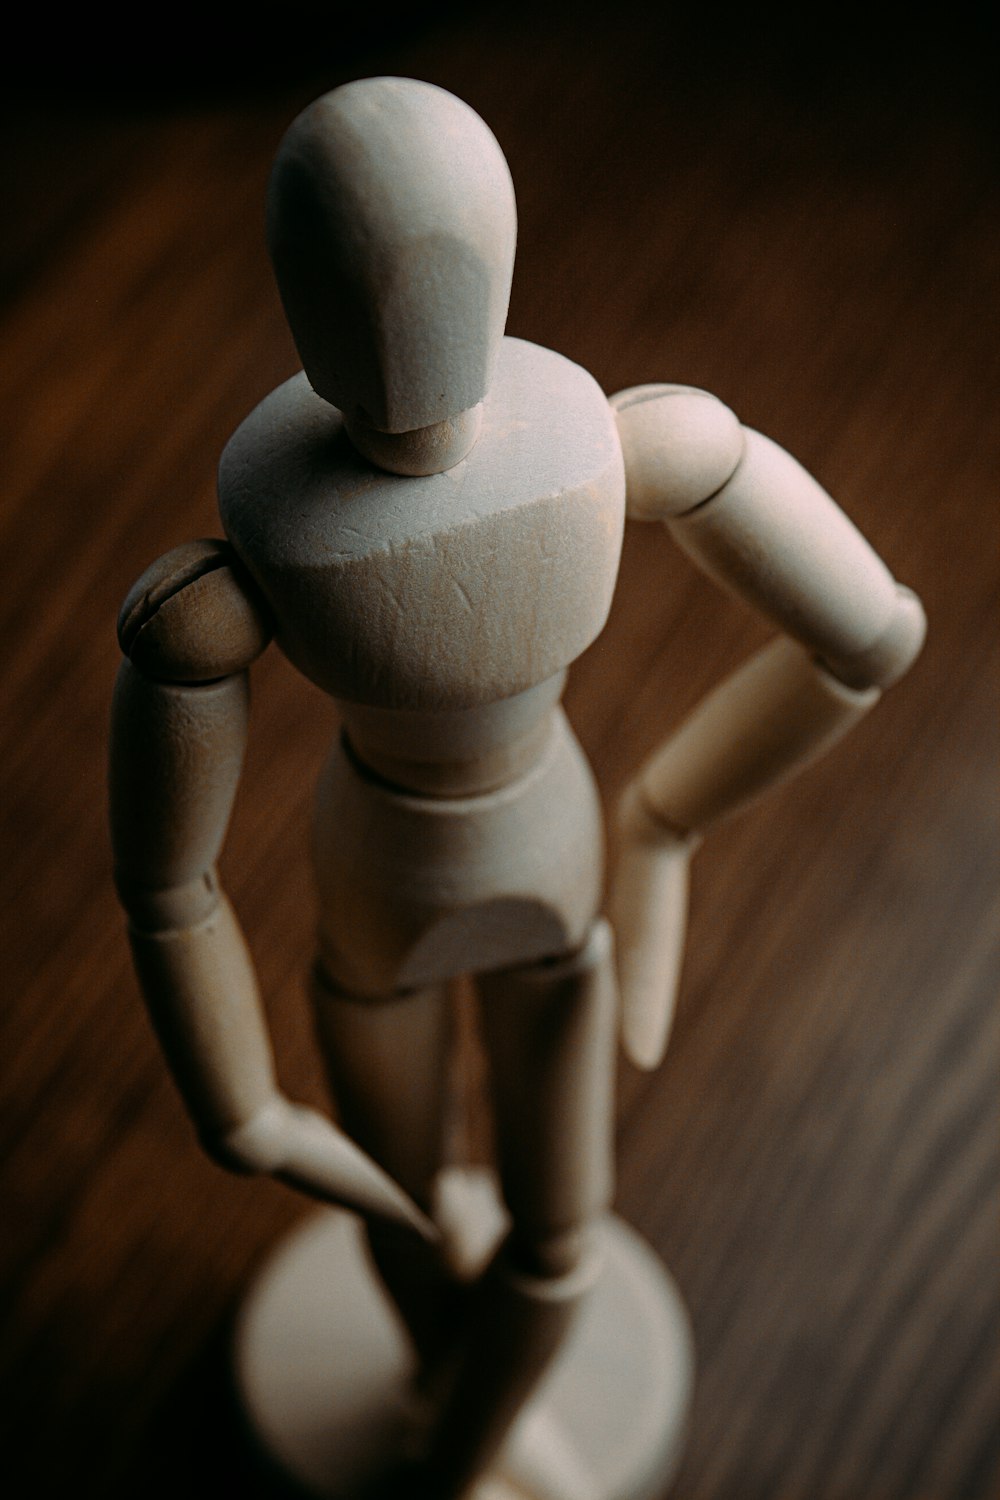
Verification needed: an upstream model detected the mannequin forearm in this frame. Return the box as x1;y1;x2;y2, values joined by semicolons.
612;640;882;1069
633;637;878;836
127;892;281;1145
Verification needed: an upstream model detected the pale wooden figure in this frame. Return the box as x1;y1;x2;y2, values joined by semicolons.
109;78;926;1500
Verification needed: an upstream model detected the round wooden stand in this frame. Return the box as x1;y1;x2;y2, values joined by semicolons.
234;1173;693;1500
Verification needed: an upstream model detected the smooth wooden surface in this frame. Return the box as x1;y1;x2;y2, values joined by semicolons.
2;8;997;1497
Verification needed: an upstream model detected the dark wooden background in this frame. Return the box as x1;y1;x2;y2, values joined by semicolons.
2;5;997;1497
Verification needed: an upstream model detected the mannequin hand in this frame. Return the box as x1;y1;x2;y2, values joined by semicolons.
610;786;697;1071
215;1096;436;1240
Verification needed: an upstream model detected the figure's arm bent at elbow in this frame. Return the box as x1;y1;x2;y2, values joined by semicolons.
609;386;926;1068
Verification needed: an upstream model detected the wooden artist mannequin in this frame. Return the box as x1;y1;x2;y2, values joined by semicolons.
109;78;925;1500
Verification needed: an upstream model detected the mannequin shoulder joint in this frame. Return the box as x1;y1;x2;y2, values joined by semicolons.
118;539;273;682
610;383;745;520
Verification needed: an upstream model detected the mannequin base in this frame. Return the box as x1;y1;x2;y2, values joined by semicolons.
234;1170;693;1500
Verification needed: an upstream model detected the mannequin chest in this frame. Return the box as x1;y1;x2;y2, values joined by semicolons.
219;339;626;710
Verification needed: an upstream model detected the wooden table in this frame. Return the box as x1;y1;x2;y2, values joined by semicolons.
3;7;997;1497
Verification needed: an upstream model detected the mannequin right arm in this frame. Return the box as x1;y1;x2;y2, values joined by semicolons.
110;657;278;1158
109;541;433;1236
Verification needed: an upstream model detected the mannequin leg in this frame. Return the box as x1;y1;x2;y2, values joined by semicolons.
311;964;461;1368
418;919;618;1498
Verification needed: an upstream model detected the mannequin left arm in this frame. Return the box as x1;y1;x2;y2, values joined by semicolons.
609;384;926;1068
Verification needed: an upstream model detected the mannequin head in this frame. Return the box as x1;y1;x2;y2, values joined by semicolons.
267;77;517;471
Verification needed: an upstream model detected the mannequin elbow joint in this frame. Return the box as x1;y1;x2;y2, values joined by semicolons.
827;585;926;689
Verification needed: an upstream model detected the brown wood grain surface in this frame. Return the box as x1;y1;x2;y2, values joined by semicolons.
2;7;997;1497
